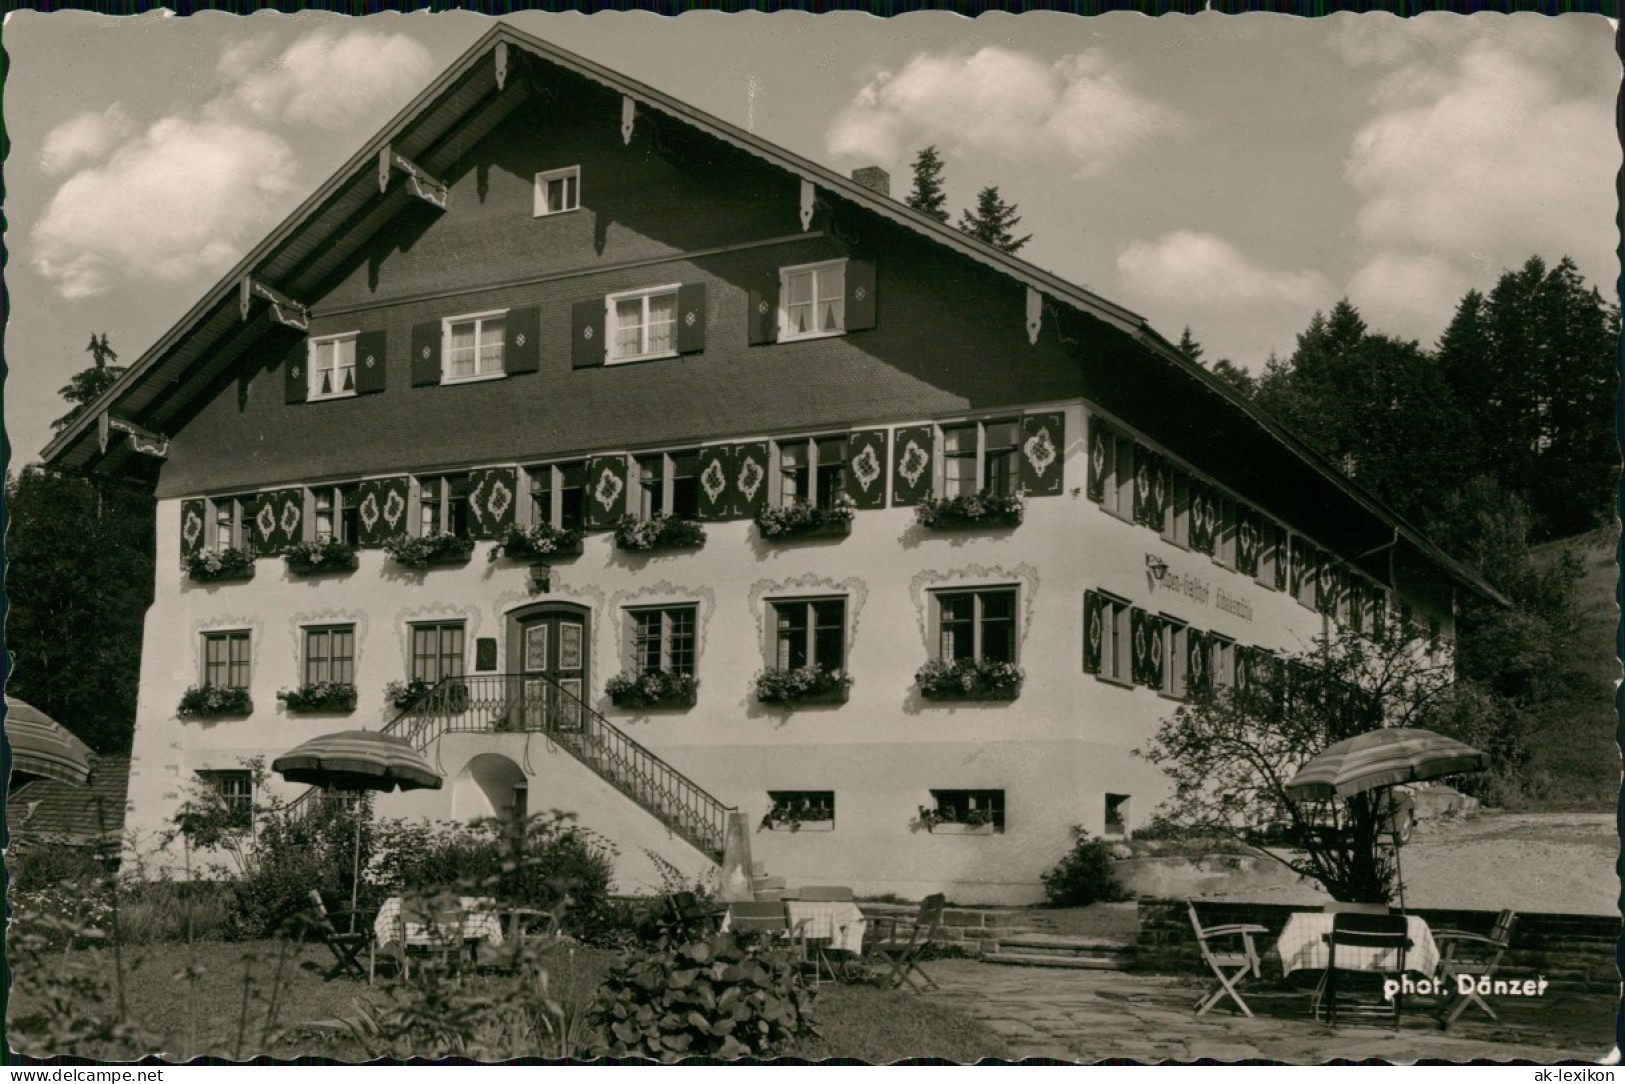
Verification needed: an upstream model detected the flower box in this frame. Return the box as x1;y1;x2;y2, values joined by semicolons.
490;524;584;562
177;685;253;718
614;514;707;553
762;817;835;833
276;682;358;713
916;659;1024;702
915;805;1001;834
914;492;1025;531
186;547;256;583
284;539;359;576
755;495;857;543
753;666;853;707
606;669;699;710
383;533;475;569
928;822;998;836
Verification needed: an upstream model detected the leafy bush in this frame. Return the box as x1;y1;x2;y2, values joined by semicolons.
225;793;377;939
1040;825;1131;907
177;684;253;716
8;843;112;892
586;932;817;1061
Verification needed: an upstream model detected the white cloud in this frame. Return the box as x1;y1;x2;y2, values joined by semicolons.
1116;231;1338;365
40;104;133;175
1346;252;1472;346
217;27;434;131
827;46;1182;178
32;118;298;299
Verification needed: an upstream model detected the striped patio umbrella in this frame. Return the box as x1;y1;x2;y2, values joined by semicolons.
5;697;94;786
1284;728;1489;800
274;730;442;934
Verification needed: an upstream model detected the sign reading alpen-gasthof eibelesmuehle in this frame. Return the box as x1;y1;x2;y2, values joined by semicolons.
1156;571;1254;622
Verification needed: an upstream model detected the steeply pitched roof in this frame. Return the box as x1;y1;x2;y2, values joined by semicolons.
39;24;1506;608
6;755;131;847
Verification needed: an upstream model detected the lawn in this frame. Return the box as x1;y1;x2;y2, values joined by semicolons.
7;938;1013;1063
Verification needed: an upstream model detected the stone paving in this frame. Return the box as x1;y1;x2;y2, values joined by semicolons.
920;959;1616;1064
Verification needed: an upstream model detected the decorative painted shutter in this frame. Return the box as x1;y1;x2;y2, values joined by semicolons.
572;300;605;369
1289;535;1306;597
251;492;280;554
845;259;877;332
731;441;769;518
584;455;629;529
504;307;541;375
1152;454;1171;528
696;445;734;521
1188;481;1210;553
1086;417;1111;503
1082;591;1104;674
284;343;308;404
1235;646;1253;696
376;476;411;539
1187;629;1210;695
1370;587;1387;637
1130;607;1149;686
1146;614;1165;689
273;488;304;548
1019;412;1064;496
1236;505;1260;576
845;429;889;509
180;499;207;558
747;281;778;346
354;330;386;395
1272;523;1289;591
676;283;707;354
468;467;518;540
1132;445;1154;525
890;425;934;506
1200;485;1220;554
355;481;384;547
410;321;441;386
1318;555;1338;615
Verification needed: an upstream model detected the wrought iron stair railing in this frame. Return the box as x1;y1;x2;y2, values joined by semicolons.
280;674;733;862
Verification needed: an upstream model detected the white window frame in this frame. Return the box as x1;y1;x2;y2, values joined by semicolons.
307;332;358;401
440;309;507;385
778;258;848;342
605;284;680;365
533;165;581;217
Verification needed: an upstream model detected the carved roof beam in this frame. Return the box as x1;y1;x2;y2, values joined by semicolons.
98;412;169;458
377;146;450;210
239;275;311;331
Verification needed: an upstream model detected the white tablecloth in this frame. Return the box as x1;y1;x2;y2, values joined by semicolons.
1276;912;1438;976
786;901;867;954
374;895;505;949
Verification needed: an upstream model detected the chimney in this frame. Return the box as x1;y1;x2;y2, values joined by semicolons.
850;166;890;198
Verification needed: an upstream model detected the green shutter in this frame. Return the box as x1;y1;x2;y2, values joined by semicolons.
1237;506;1260;576
845;259;877;332
252;492;280;553
1086;417;1110;503
890;425;934;506
584;455;629;529
180;499;207;558
354;330;387;394
696;446;733;521
1188;629;1209;694
284;342;308;404
747;281;778;346
1019;412;1064;496
676;283;707;355
1130;607;1149;686
845;429;889;509
505;307;541;375
1083;591;1103;674
376;477;411;540
1146;614;1165;689
274;488;304;548
410;322;441;386
469;467;518;540
572;300;605;369
732;442;769;518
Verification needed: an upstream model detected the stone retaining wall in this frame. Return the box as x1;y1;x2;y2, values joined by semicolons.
857;902;1023;957
1137;898;1618;991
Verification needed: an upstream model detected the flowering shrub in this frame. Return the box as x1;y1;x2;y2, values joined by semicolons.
185;546;255;581
284;537;358;574
277;681;358;712
177;684;253;717
490;522;584;562
915;657;1024;700
759;796;834;832
613;514;706;552
752;665;852;705
915;804;997;831
914;490;1025;529
755;492;857;540
384;532;475;568
384;678;435;711
605;669;699;708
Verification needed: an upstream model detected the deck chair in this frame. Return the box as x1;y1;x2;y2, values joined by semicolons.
1186;901;1269;1017
795;886;859;984
1434;910;1517;1028
663;891;727;942
306;890;369;982
1319;911;1412;1030
866;894;945;994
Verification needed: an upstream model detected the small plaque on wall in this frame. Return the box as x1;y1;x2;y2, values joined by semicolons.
475;637;498;672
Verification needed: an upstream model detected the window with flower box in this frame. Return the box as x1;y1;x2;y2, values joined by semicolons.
779;259;846;341
307;333;357;400
211;495;255;552
777;435;848;509
607;285;679;364
203;630;251;690
311;484;361;543
416;475;473;539
442;311;506;384
410;622;465;684
631;449;702;520
940;419;1021;499
630;606;696;676
304;625;356;686
534;165;580;216
762;791;835;832
196;770;254;830
528;463;588;532
773;599;845;672
935;588;1016;664
923;789;1005;833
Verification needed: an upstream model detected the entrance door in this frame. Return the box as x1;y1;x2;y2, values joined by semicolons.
508;605;589;733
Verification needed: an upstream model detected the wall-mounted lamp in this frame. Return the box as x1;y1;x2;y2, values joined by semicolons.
528;564;552;594
1145;554;1170;581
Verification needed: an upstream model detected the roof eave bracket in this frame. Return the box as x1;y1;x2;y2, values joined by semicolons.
239;275;311;331
377;146;450;210
98;412;169;459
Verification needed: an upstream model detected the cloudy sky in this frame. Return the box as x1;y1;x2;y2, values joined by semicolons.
5;11;1616;469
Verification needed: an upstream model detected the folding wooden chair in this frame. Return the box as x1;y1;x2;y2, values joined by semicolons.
1434;910;1517;1028
866;894;945;994
1186;901;1269;1017
306;889;369;982
663;891;727;942
1320;911;1412;1030
726;900;809;965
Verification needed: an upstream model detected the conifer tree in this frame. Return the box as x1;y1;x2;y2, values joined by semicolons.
958;186;1032;255
904;145;950;224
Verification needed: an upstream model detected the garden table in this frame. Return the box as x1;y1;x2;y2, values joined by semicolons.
784;900;868;954
1276;912;1439;976
373;895;506;950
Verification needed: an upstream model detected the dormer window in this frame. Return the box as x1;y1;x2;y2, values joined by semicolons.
779;259;847;341
308;334;357;400
534;166;580;216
